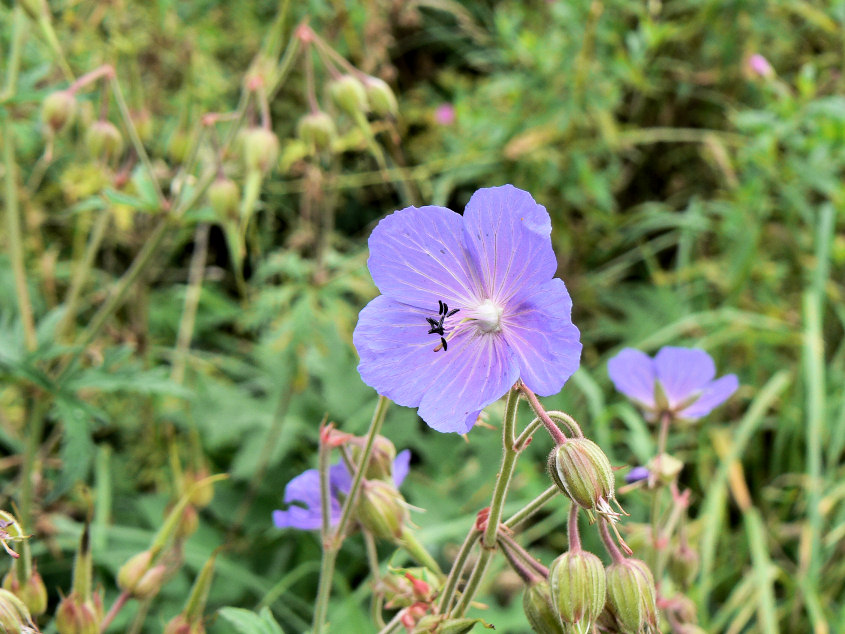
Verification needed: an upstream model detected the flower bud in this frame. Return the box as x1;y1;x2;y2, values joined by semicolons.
329;75;368;115
134;564;167;599
86;120;124;161
355;479;408;540
350;435;397;481
168;129;191;164
184;468;216;508
412;615;488;634
0;588;35;631
297;111;336;152
175;504;199;539
242;127;279;174
117;550;154;595
55;592;99;634
2;568;47;615
364;77;398;117
549;550;605;634
42;90;77;133
669;543;699;589
605;559;659;634
207;177;240;223
522;581;565;634
646;453;683;484
164;614;206;634
549;438;618;521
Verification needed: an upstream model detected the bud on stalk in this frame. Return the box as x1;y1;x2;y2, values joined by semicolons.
549;438;620;522
355;479;408;540
329;75;368;115
605;558;659;634
548;550;605;634
522;580;564;634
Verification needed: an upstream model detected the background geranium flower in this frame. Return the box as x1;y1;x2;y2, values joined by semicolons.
353;185;582;433
273;450;411;530
608;347;738;422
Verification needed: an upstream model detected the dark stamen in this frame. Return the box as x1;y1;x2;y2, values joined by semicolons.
425;301;460;352
441;337;448;351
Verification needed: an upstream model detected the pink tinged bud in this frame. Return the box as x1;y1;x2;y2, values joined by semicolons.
522;581;565;634
355;479;408;540
42;90;77;133
328;75;369;115
549;438;621;523
117;550;154;595
2;568;47;615
297;111;337;152
164;614;206;634
668;543;699;589
241;127;280;174
434;103;456;126
134;563;167;599
55;593;100;634
364;77;398;117
0;588;37;631
351;435;397;481
86;121;124;161
748;54;774;78
548;550;606;634
605;559;659;634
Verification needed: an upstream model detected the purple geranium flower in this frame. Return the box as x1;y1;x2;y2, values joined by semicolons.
273;449;411;530
353;185;582;433
608;347;738;422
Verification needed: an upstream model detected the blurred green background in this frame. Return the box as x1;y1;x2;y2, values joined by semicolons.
1;0;844;631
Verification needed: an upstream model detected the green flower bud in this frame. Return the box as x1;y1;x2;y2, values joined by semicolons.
549;438;619;522
117;550;154;594
605;559;659;634
174;504;199;539
668;543;699;589
364;77;398;117
549;550;605;634
55;592;99;634
242;127;280;174
350;435;397;481
86;120;124;161
0;588;36;631
207;177;240;223
184;468;216;509
42;90;77;133
329;75;368;115
134;563;167;599
168;129;192;164
297;111;337;152
355;479;408;540
2;568;47;615
522;581;565;634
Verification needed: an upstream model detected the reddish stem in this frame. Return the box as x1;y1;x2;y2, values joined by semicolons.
100;590;130;632
518;382;567;445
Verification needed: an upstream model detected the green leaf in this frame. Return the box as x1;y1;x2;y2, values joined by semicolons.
218;607;285;634
51;397;97;500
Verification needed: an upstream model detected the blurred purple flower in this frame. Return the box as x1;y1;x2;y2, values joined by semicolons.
273;449;411;530
353;185;582;433
608;347;738;422
625;466;650;484
748;54;774;78
434;103;456;126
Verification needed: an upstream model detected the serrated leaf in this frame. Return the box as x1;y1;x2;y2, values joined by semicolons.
51;397;97;500
218;607;284;634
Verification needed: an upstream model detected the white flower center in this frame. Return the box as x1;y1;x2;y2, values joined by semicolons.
473;299;504;333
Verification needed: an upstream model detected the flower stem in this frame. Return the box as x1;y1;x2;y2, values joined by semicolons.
504;485;559;531
482;385;520;549
399;531;443;578
0;7;26;103
100;590;130;632
312;395;389;633
436;527;481;615
498;532;548;580
567;504;582;552
518;383;567;445
598;519;625;564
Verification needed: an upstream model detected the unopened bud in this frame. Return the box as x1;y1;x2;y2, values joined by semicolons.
0;588;35;631
207;177;240;223
42;90;77;133
164;614;206;634
350;435;397;481
364;77;398;117
549;550;605;634
55;592;99;634
549;438;619;521
412;615;488;634
329;75;368;115
522;581;564;634
168;129;191;164
134;563;167;599
669;543;699;589
184;468;216;508
647;453;683;484
605;559;659;634
174;504;199;539
2;568;47;615
86;121;124;161
242;127;279;173
666;594;698;625
117;550;153;594
355;479;408;540
297;111;336;152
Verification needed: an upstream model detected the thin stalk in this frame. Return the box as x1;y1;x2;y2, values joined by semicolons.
504;485;559;530
363;531;385;629
399;531;443;577
498;534;543;585
318;428;332;544
57;208;111;340
514;417;543;449
598;519;625;564
497;532;548;578
312;396;389;633
450;548;493;617
436;528;481;614
2;118;37;351
482;385;520;549
100;590;130;632
567;504;581;552
518;383;567;445
0;6;27;103
33;10;74;81
108;76;167;206
171;223;210;385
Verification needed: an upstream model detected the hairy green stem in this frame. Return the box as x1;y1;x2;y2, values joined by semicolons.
482;386;520;549
504;485;559;531
436;528;481;615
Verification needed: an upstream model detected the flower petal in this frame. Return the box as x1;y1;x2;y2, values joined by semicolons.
461;185;557;304
608;348;657;408
368;205;481;308
274;467;342;530
677;374;739;420
502;278;581;396
417;333;519;433
393;449;412;487
654;347;716;408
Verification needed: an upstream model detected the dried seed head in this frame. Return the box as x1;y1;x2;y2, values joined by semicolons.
54;592;99;634
605;559;659;634
549;550;606;634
